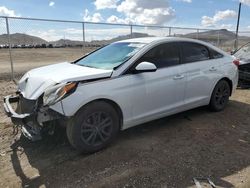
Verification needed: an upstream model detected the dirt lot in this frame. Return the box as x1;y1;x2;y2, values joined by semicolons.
0;79;250;188
0;48;96;80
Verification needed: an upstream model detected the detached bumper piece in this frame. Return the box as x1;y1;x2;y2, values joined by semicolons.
239;70;250;82
3;95;42;141
193;177;216;188
238;71;250;88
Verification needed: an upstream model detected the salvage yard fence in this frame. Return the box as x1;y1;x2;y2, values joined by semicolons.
0;16;250;81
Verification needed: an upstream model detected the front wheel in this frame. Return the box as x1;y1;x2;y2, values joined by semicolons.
209;80;231;112
66;101;120;153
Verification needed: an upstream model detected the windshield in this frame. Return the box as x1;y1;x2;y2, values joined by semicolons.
234;43;250;64
76;42;146;70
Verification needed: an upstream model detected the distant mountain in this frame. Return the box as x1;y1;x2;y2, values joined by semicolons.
183;29;237;40
182;29;250;41
0;33;48;45
1;30;249;47
50;39;83;46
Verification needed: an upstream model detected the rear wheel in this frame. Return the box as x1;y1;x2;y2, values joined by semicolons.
209;80;231;112
66;101;120;153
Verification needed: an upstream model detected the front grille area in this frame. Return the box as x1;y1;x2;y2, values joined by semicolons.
18;95;37;114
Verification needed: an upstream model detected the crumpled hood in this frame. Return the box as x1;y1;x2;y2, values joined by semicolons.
18;62;113;99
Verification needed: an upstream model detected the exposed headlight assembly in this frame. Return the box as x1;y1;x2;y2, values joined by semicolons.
43;82;77;106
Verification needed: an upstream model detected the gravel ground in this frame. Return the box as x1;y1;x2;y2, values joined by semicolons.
0;80;250;188
0;48;96;80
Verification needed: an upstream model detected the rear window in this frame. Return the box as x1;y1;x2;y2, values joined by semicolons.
182;42;210;63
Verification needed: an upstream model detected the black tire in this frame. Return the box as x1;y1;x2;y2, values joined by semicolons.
209;80;231;112
66;101;120;153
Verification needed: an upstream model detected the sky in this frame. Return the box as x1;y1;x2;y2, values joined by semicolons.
0;0;250;41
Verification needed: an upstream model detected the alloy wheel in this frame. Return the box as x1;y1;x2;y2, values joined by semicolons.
214;82;230;108
80;111;113;146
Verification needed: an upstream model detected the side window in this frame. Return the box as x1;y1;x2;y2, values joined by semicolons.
182;42;210;63
210;48;224;59
137;43;180;69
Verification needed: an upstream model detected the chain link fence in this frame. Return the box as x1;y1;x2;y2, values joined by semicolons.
0;16;250;81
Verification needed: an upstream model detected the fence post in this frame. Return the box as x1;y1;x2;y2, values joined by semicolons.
217;30;220;47
130;25;133;38
169;27;172;36
197;29;199;39
82;22;85;51
5;17;14;81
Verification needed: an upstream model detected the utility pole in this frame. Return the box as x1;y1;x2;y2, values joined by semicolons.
235;2;242;50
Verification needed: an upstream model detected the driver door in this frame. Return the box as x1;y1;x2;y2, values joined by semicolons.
127;42;186;125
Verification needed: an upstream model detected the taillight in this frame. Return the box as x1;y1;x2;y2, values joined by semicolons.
233;60;240;67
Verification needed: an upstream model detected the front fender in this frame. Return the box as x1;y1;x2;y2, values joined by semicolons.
57;94;123;117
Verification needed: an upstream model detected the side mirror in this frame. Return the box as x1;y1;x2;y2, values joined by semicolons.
134;62;157;73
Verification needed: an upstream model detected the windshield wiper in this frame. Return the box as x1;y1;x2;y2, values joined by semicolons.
78;64;96;68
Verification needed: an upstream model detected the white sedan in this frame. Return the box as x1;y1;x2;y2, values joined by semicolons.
4;37;238;153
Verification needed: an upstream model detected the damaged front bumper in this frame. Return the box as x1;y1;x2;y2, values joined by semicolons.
3;95;64;141
3;95;30;124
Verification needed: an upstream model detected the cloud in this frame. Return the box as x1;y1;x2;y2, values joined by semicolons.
94;0;118;9
106;15;130;24
27;25;173;42
49;1;55;7
92;0;175;25
83;9;103;22
63;28;82;35
220;24;233;29
248;26;250;29
85;28;129;40
26;27;130;41
116;0;175;25
0;6;20;17
177;0;192;3
5;25;191;42
27;29;61;41
240;0;250;6
63;27;172;41
201;9;237;27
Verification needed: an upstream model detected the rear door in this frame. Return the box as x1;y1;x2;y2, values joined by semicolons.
180;42;224;107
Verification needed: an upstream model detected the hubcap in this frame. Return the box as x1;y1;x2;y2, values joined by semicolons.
80;112;113;146
215;83;229;107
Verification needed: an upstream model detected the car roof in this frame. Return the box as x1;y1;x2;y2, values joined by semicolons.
116;37;167;44
116;37;203;44
115;37;229;56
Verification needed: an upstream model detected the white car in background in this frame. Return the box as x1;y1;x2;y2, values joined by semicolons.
4;37;238;153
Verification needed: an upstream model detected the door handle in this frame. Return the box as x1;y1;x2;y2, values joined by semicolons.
209;67;217;72
173;74;185;80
